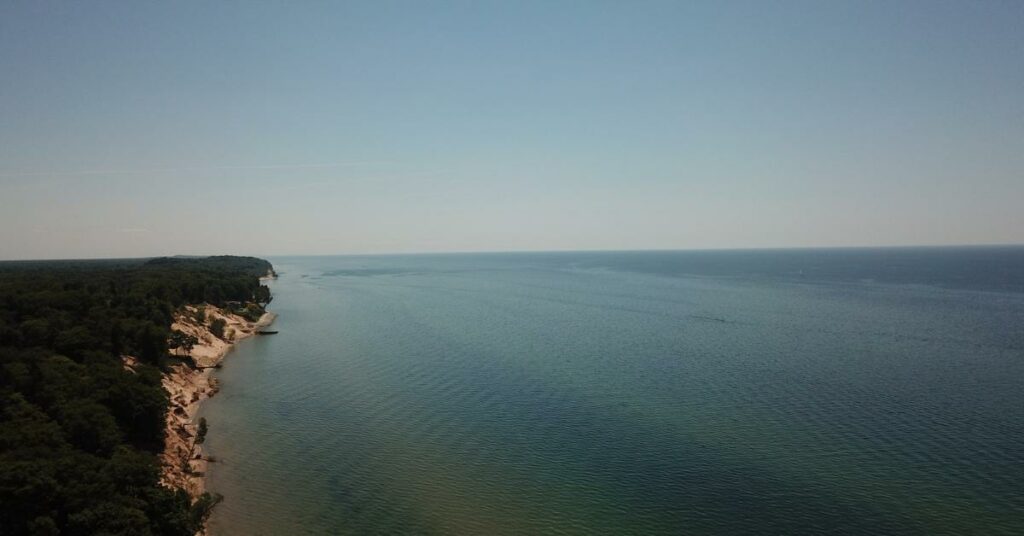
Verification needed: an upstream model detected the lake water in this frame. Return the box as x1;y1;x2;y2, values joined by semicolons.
201;248;1024;535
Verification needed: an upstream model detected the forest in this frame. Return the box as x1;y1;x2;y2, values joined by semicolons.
0;255;273;535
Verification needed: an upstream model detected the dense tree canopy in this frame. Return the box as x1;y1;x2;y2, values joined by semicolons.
0;256;272;535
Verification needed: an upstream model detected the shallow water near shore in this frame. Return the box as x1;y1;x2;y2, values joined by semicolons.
201;248;1024;535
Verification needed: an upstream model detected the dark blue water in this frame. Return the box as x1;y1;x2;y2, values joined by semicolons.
202;247;1024;535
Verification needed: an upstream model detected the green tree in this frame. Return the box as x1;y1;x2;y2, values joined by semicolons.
137;324;168;365
209;318;226;340
255;285;272;307
195;417;208;445
168;330;198;357
189;492;223;529
57;400;122;455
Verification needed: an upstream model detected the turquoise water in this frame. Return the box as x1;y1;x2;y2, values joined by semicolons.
202;248;1024;535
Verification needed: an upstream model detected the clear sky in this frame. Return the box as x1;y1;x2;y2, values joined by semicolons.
1;1;1022;260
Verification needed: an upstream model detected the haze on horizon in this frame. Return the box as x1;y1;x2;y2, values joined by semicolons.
1;1;1022;261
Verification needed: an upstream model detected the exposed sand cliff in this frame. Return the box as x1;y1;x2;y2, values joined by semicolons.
157;304;276;497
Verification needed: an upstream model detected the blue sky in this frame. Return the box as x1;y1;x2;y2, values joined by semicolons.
1;1;1022;259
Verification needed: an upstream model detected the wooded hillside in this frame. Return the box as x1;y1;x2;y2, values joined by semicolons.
0;256;272;535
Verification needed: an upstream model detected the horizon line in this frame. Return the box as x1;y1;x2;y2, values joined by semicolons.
3;242;1023;263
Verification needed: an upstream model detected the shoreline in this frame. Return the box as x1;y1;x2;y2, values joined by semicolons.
156;304;276;500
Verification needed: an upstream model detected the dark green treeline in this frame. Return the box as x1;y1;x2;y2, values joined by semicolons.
0;256;272;535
